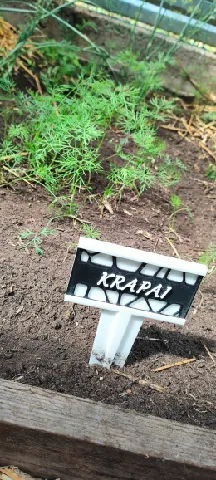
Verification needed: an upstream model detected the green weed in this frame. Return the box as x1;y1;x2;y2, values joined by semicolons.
169;194;192;231
201;111;216;124
82;223;101;239
169;194;182;213
157;156;186;188
39;41;82;86
114;51;166;95
198;242;216;276
49;195;79;219
108;155;155;198
75;19;98;32
0;76;15;94
18;223;56;255
205;164;216;181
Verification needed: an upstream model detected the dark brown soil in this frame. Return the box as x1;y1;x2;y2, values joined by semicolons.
0;130;215;429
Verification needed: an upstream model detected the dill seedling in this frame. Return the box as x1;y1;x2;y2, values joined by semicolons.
198;243;216;276
205;164;216;181
49;195;79;219
157;156;186;188
169;194;192;233
82;223;101;239
18;223;56;255
1;76;173;197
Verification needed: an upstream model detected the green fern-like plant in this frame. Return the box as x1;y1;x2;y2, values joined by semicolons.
198;242;216;276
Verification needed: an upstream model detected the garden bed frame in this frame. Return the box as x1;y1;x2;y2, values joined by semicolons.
0;379;215;480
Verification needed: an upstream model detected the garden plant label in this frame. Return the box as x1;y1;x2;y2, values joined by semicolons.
65;237;207;368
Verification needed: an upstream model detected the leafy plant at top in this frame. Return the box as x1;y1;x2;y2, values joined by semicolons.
0;0;209;209
0;4;177;202
2;83;105;194
1;73;175;197
18;223;56;255
82;223;101;239
198;242;216;277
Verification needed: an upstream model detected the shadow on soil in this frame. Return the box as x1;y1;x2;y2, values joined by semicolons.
127;324;215;365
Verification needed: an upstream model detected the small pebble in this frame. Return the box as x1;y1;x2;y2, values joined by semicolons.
53;321;62;330
4;352;13;359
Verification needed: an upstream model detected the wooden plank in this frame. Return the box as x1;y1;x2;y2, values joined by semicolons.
0;379;215;480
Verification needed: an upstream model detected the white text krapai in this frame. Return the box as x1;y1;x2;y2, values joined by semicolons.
97;272;172;299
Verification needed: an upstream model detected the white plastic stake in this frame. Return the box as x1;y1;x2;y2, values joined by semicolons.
113;314;144;367
89;310;143;368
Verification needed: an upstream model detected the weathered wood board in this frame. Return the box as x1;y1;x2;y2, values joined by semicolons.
0;379;215;480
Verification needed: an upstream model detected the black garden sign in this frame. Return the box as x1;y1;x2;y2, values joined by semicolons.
65;238;207;368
